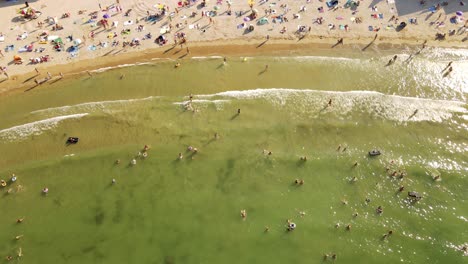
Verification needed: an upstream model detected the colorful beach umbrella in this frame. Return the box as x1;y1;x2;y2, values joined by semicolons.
103;13;110;18
456;11;463;16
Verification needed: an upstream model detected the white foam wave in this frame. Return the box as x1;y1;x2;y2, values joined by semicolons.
275;56;359;62
90;62;153;73
31;97;155;115
172;99;230;105
0;113;89;142
191;56;224;60
197;88;467;123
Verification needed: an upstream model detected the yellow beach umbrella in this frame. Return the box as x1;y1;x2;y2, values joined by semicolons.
248;0;255;7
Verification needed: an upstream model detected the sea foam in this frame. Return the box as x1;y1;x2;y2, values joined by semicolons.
0;113;88;142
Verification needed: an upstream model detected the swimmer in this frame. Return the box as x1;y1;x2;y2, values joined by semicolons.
299;179;304;185
346;224;352;231
142;152;148;158
299;211;306;217
178;152;183;160
300;156;307;161
115;159;121;164
365;198;371;203
342;146;347;152
87;71;92;77
294;179;300;184
331;254;337;260
15;235;23;240
143;145;150;151
188;146;194;151
131;159;137;165
1;179;6;187
433;175;441;181
353;212;358;217
351;176;358;182
175;62;181;68
341;199;348;205
323;254;329;260
241;209;247;219
265;64;269;70
193;148;198;153
59;72;64;78
42;187;49;194
5;256;13;261
237;108;241;114
17;248;22;258
353;162;358;167
16;218;24;223
223;57;227;63
120;74;125;80
398;186;405;192
214;132;219;139
11;174;17;182
268;151;272;156
328;99;332;106
376;206;383;214
112;178;116;184
335;223;340;228
264;226;270;232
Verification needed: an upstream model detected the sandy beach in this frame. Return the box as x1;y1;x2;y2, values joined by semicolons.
0;0;466;93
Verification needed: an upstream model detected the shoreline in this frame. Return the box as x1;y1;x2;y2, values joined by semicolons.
0;35;464;96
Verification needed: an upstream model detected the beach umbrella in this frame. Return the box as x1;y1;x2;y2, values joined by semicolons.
73;39;82;45
456;11;463;16
103;13;110;19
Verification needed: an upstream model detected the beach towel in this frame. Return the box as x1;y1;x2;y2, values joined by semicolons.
336;16;343;20
189;24;195;29
47;35;59;41
368;26;373;31
428;6;436;13
379;13;383;19
88;45;97;51
5;45;14;52
123;20;134;26
0;35;4;42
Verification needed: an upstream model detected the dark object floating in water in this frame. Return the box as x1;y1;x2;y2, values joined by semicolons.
67;137;79;144
368;150;381;156
408;191;422;200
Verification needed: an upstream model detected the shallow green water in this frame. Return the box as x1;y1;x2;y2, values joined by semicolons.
0;48;467;263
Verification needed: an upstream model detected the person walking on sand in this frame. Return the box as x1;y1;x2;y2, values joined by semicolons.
35;68;39;74
0;50;4;57
59;72;64;78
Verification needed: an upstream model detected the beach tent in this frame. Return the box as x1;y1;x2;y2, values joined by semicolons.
257;17;268;25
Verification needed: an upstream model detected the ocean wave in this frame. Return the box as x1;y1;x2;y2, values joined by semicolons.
31;97;155;115
172;99;231;105
90;62;154;73
197;88;467;123
0;113;89;142
191;56;224;60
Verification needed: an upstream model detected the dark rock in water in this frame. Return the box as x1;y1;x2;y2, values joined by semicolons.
408;191;422;200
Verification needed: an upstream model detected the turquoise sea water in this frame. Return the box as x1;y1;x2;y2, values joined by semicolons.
0;47;467;263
